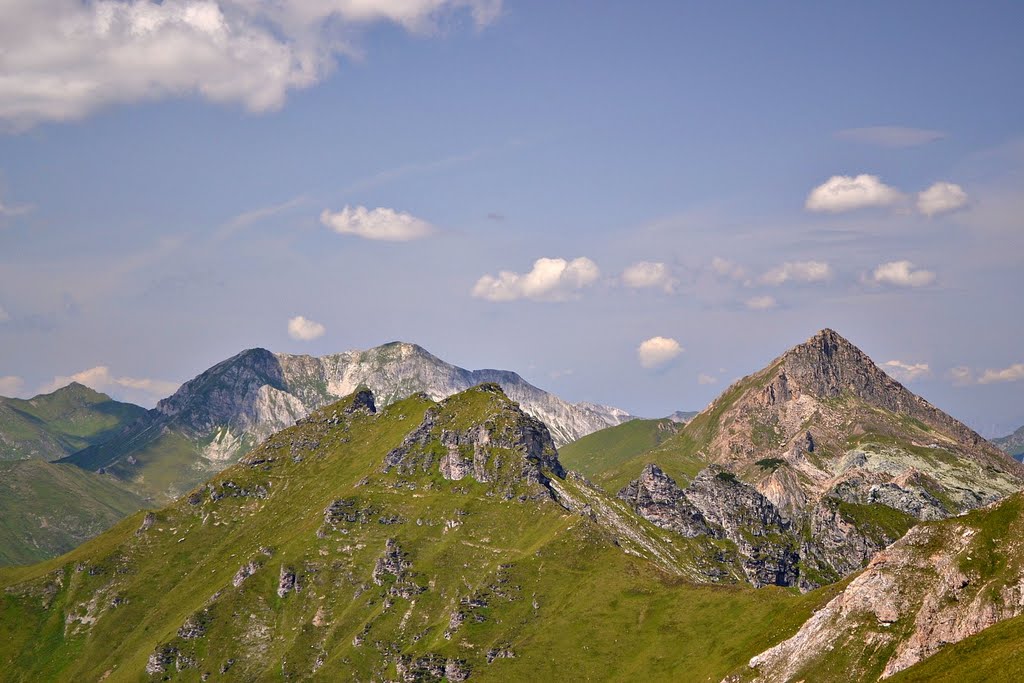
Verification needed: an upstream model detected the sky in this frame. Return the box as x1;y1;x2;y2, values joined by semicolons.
1;1;1023;437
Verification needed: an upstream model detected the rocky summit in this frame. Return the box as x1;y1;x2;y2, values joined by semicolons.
604;329;1023;590
62;342;633;500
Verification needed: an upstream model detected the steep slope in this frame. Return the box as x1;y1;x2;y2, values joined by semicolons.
994;425;1024;461
64;343;634;500
0;459;148;566
559;418;683;479
744;493;1024;682
601;329;1024;590
0;383;147;461
0;386;837;682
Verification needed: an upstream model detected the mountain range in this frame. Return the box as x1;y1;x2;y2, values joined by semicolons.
2;328;1024;680
61;342;635;501
994;424;1024;461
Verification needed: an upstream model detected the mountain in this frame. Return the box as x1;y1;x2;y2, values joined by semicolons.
0;383;147;461
667;410;698;423
746;492;1024;681
993;425;1024;461
559;418;683;478
0;386;837;681
0;459;148;566
594;329;1024;590
62;343;634;500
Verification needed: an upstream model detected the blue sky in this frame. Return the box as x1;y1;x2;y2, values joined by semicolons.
1;1;1022;436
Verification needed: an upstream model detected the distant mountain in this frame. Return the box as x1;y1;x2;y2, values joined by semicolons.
666;410;698;424
599;329;1024;589
0;382;147;461
994;424;1024;461
63;342;634;499
0;459;148;566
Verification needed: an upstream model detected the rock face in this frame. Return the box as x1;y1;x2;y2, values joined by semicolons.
62;343;631;499
747;494;1024;681
617;329;1024;590
994;424;1024;461
384;383;565;500
618;464;798;587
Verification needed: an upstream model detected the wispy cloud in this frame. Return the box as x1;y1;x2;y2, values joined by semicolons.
0;375;23;396
40;366;179;403
979;363;1024;385
882;360;931;382
835;126;945;148
745;295;778;310
761;261;832;286
621;261;677;293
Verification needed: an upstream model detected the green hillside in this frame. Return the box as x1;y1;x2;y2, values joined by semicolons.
559;418;682;479
0;387;837;682
0;383;148;461
0;459;148;566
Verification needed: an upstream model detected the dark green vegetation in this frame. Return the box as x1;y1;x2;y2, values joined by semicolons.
558;418;682;478
0;387;839;682
0;383;147;461
0;459;148;566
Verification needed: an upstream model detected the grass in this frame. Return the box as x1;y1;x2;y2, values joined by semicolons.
559;419;682;479
0;388;841;682
0;459;148;566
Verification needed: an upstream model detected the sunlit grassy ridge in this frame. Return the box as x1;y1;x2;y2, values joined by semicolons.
0;387;838;682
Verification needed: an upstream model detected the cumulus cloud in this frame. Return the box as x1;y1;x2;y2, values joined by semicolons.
40;366;179;401
621;261;677;293
287;315;325;341
472;257;600;302
710;256;746;281
697;373;717;385
835;126;945;148
637;336;683;369
320;205;434;241
869;261;936;288
978;363;1024;385
0;1;502;129
761;261;832;286
882;360;931;383
0;375;24;396
917;182;968;217
745;295;778;310
805;174;903;212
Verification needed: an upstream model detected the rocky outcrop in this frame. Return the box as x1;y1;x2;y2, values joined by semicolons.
747;494;1024;681
618;465;798;587
372;539;424;599
383;385;565;499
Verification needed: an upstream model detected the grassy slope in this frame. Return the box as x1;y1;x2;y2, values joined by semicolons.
890;612;1024;682
558;418;682;479
0;384;147;461
0;460;148;566
0;389;839;682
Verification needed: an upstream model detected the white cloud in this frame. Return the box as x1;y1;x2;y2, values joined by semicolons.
0;1;502;129
917;182;968;217
0;197;32;216
761;261;832;286
621;261;676;293
836;126;945;148
472;257;600;302
869;260;936;288
710;256;746;281
745;295;777;310
805;174;903;213
697;373;717;385
637;336;683;369
40;366;179;401
978;363;1024;385
882;360;931;382
287;315;325;341
320;205;434;241
0;375;24;396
